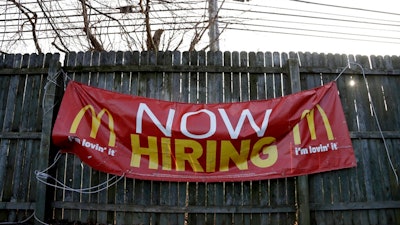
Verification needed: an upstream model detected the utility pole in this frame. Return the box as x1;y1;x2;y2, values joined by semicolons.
208;0;220;51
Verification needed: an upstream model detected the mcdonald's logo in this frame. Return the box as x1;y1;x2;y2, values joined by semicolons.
69;105;116;147
293;104;334;145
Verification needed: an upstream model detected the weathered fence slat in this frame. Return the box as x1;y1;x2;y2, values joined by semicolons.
0;56;20;212
288;57;310;225
35;53;60;225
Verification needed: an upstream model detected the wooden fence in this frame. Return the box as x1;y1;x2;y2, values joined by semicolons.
0;51;399;225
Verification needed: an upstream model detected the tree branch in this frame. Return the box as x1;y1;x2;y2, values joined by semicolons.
80;0;104;51
8;0;42;54
36;0;70;52
85;1;139;50
143;0;156;51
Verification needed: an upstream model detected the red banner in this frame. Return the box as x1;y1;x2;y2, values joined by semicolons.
52;81;356;182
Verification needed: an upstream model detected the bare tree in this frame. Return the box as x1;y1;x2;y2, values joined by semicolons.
80;0;104;51
8;0;41;53
0;0;227;54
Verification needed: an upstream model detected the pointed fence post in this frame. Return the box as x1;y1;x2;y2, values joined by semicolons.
288;58;311;225
35;54;60;225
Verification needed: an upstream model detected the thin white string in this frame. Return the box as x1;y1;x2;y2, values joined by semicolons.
43;68;72;115
334;64;350;82
35;152;126;194
40;70;126;193
0;71;78;225
0;210;51;225
33;212;50;225
0;210;35;225
61;68;72;90
42;69;62;115
336;62;399;185
35;170;125;194
0;151;125;225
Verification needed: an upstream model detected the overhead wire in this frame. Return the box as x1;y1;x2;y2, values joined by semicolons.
2;0;399;25
218;13;400;42
288;0;400;17
0;26;209;42
2;11;398;35
220;7;400;27
0;0;400;52
218;1;400;46
220;15;400;33
226;0;400;23
223;26;400;45
0;0;9;51
2;1;398;26
2;2;399;28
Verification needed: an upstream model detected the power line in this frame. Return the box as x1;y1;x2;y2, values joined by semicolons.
4;17;398;46
0;17;400;45
2;1;399;25
2;7;398;35
1;0;400;53
4;14;398;43
0;20;211;34
2;1;399;28
3;26;208;42
226;0;400;24
288;0;400;16
224;26;400;45
220;7;400;27
220;20;400;43
221;15;400;33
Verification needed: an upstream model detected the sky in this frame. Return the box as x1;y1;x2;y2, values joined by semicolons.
1;0;399;57
219;0;400;56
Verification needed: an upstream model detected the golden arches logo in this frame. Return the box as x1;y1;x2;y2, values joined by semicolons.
293;104;334;145
69;105;116;147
